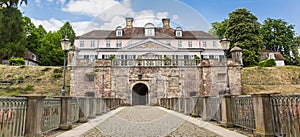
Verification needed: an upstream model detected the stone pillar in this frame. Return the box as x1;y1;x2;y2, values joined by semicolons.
252;94;275;137
184;97;190;115
191;97;200;117
88;97;96;119
78;97;88;123
220;95;234;127
171;98;175;110
54;96;72;130
202;96;210;121
178;97;184;113
96;98;102;115
101;98;107;113
174;97;179;111
18;95;46;137
166;98;170;109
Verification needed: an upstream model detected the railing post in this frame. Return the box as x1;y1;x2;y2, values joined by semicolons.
101;98;107;113
54;96;72;130
88;97;96;119
252;93;275;137
220;95;234;127
191;96;201;117
202;96;210;121
184;97;190;115
166;98;170;109
174;97;179;111
78;97;88;123
178;97;184;113
18;95;46;137
96;98;102;115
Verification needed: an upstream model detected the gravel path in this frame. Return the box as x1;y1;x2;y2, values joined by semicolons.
81;106;221;137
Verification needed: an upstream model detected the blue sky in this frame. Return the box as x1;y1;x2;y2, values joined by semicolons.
20;0;300;36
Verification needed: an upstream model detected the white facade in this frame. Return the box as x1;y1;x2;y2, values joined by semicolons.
74;18;225;61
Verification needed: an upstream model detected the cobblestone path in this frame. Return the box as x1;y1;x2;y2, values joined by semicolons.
81;106;221;137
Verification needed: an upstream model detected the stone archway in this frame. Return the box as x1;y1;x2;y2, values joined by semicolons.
132;83;148;105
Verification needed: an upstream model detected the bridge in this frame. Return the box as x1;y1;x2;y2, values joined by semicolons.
1;93;299;136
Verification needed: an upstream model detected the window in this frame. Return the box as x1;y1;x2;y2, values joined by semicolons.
178;41;182;47
106;41;111;47
103;55;110;59
116;41;122;47
145;23;155;36
188;41;192;47
202;41;207;47
89;55;95;59
84;55;89;59
116;26;122;36
176;27;183;37
90;41;95;47
80;40;84;47
78;55;84;59
146;29;154;36
213;41;217;47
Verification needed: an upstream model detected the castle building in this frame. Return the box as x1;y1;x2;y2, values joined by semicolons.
69;18;243;105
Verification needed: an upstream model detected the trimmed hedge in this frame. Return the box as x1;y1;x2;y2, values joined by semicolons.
258;58;276;67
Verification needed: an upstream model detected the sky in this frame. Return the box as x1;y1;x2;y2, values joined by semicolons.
19;0;300;36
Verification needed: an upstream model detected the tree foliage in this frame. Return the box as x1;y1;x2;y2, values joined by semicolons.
226;8;262;67
0;6;26;59
260;18;299;65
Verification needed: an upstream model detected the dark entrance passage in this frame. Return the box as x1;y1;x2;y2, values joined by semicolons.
132;83;148;105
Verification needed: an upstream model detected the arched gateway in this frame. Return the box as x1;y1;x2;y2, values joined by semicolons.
132;83;148;105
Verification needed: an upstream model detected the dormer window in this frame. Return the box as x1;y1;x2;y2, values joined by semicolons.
144;23;155;36
175;27;182;37
116;26;122;36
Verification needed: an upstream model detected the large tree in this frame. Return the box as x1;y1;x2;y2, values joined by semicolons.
36;22;76;66
226;8;262;66
260;18;299;65
0;7;26;59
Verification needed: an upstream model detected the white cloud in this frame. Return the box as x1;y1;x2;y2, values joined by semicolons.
31;18;64;32
62;0;122;17
31;18;100;35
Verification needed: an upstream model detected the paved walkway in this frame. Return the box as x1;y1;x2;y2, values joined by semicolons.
57;106;247;137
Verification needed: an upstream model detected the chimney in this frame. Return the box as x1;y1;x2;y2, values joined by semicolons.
162;18;170;29
126;18;134;29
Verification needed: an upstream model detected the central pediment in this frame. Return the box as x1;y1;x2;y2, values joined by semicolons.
123;38;177;51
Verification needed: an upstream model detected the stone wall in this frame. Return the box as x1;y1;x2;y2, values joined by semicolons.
70;57;242;105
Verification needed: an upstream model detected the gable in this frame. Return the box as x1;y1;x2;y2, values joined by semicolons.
122;38;177;51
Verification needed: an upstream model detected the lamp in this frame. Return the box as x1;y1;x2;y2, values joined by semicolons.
220;36;231;94
60;35;71;96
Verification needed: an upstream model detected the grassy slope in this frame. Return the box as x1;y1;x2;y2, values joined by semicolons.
1;65;299;96
242;66;300;94
0;65;70;97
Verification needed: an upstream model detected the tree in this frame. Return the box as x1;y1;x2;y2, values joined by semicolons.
0;7;26;59
260;18;299;65
208;20;228;38
57;22;76;44
226;8;262;66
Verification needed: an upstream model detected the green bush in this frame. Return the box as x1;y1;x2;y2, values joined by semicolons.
9;57;25;66
258;59;276;67
24;85;34;91
17;76;24;83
